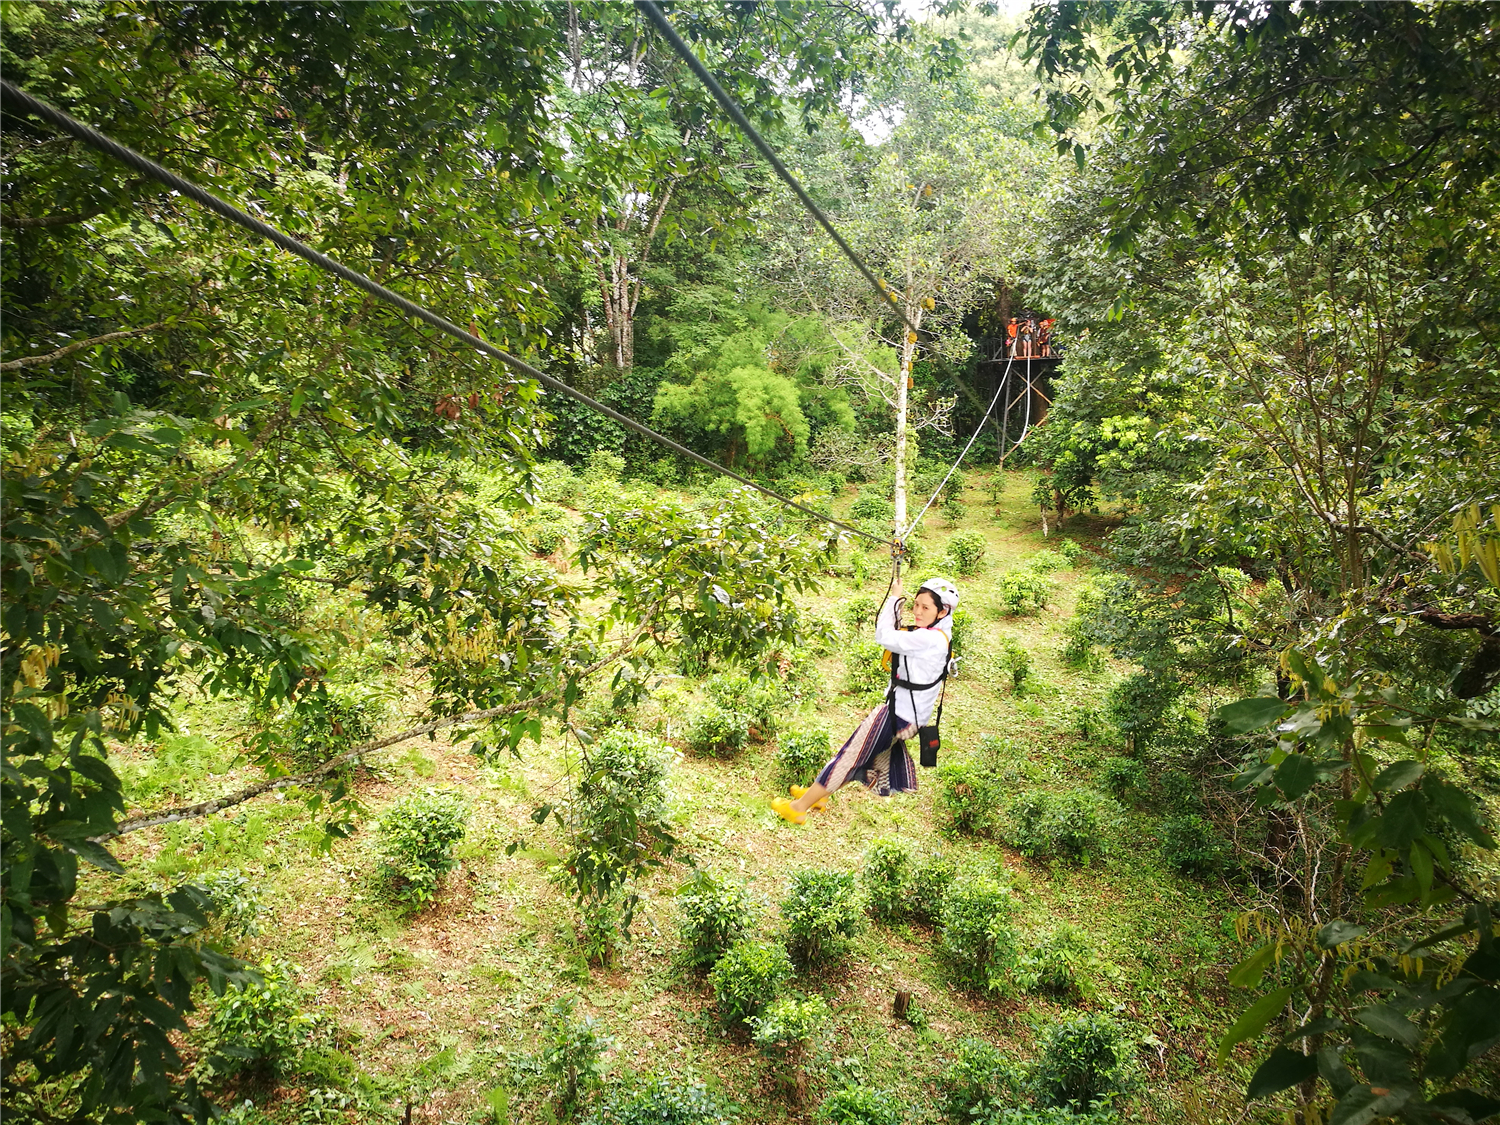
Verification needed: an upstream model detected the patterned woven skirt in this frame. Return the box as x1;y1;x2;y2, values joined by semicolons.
815;702;918;796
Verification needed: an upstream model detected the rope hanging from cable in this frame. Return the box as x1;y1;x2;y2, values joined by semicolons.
0;77;892;549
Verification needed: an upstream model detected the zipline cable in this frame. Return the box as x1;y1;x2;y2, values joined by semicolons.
900;354;1013;540
0;77;892;549
635;0;921;338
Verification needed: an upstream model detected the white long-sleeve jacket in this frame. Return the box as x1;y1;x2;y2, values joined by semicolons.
875;594;953;729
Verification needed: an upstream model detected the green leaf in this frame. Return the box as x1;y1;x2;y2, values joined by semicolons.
1374;790;1426;851
1275;753;1319;799
1356;1003;1420;1047
1329;1085;1412;1125
1423;777;1496;848
1229;943;1277;989
1317;920;1367;948
1372;760;1423;793
1219;987;1292;1062
1246;1046;1318;1100
530;803;552;825
1220;696;1287;733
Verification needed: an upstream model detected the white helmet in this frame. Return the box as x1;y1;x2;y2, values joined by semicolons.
917;576;959;612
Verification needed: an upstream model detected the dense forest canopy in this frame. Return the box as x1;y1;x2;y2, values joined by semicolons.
2;3;1497;1124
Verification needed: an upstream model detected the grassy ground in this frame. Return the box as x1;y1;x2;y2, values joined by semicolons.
103;467;1270;1125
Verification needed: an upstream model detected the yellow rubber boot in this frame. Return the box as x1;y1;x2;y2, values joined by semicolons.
790;785;829;812
771;797;807;825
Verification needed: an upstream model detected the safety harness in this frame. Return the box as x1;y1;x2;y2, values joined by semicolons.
888;619;953;768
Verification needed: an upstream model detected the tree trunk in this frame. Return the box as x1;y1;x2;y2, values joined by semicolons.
892;304;922;541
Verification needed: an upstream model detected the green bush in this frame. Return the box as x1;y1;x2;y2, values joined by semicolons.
1015;923;1098;999
1097;756;1146;800
1032;1014;1135;1111
709;938;793;1026
706;671;779;738
678;868;754;971
526;504;571;556
199;868;266;939
208;960;316;1076
560;728;674;943
945;531;988;577
780;869;864;966
686;703;751;757
1103;670;1182;753
942;493;967;525
1057;538;1085;565
777;728;832;785
583;448;626;483
584;1078;737;1125
378;787;470;906
816;1087;904;1125
752;993;830;1100
850;494;895;525
987;1110;1115;1125
937;760;999;836
995;637;1032;694
939;873;1018;992
1027;548;1068;572
285;688;386;771
1159;814;1227;876
534;460;581;505
540;995;612;1118
1006;790;1116;865
841;593;880;632
862;837;913;923
843;641;888;699
936;1037;1025;1123
949;606;974;659
995;570;1053;616
910;849;958;923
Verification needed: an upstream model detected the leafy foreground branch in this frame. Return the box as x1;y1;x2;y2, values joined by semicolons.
100;623;658;839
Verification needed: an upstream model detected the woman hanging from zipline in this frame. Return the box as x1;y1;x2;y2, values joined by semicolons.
772;575;958;824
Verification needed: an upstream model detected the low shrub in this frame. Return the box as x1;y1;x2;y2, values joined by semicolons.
939;873;1018;992
1027;548;1069;572
995;637;1032;694
686;703;751;757
199;868;267;939
777;728;832;785
534;460;582;505
910;850;958;923
843;641;888;700
1103;670;1182;754
1015;923;1098;999
949;606;975;659
781;869;864;966
942;493;967;525
584;1078;737;1125
752;994;831;1102
1159;814;1227;876
709;938;793;1026
540;995;612;1118
945;531;988;576
850;494;896;525
936;1037;1025;1123
1032;1014;1135;1111
995;570;1053;616
208;960;317;1076
1097;756;1146;800
526;505;571;556
862;837;913;923
285;688;386;771
678;868;754;971
1006;790;1116;865
1057;538;1085;565
378;787;470;906
841;593;881;633
936;760;998;836
987;1110;1115;1125
816;1087;903;1125
705;671;779;739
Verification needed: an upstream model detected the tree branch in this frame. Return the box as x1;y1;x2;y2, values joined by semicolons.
0;323;165;371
